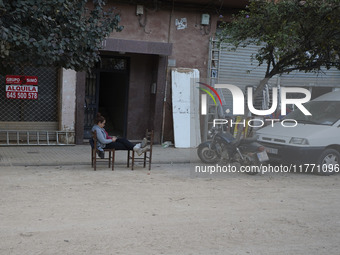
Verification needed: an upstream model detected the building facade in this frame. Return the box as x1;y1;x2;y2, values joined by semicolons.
2;0;338;146
0;0;247;145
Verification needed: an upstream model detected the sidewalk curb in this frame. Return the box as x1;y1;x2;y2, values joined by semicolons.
0;145;198;167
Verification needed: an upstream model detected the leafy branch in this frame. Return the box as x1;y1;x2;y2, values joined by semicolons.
0;0;123;74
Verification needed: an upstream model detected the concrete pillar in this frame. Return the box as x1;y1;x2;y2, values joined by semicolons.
59;69;77;143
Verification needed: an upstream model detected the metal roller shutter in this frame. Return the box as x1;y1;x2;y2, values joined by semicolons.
215;42;340;112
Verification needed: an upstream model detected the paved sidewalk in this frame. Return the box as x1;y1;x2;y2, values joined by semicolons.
0;145;197;167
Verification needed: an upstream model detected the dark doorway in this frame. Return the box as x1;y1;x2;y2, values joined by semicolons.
98;71;129;137
83;56;129;139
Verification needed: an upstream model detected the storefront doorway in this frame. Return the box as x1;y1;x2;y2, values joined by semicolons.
83;56;129;139
98;71;129;137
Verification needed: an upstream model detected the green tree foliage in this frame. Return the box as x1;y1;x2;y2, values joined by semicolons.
219;0;340;99
0;0;123;74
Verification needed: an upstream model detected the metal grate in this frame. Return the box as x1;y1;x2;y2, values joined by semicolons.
84;71;97;139
0;65;59;122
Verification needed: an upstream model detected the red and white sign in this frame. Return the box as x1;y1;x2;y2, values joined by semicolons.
5;75;39;100
5;75;38;85
6;85;38;100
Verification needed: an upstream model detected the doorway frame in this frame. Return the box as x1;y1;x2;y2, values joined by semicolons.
75;38;172;144
97;56;130;137
82;56;130;140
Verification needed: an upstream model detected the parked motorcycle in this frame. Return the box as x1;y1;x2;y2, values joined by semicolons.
197;125;269;175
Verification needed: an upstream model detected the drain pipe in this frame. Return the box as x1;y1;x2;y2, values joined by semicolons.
161;0;174;144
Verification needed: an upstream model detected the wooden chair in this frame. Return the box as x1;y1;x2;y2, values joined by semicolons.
127;129;154;170
90;130;115;171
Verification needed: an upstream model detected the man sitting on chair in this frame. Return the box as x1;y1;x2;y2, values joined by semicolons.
92;113;148;159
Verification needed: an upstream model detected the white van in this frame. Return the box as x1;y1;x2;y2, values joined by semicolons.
255;90;340;175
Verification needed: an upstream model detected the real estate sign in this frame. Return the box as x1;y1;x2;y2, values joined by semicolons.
5;75;38;100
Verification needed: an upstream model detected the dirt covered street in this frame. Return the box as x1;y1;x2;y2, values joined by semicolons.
1;163;339;255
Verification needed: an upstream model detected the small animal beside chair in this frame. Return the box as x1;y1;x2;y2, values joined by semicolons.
90;129;153;171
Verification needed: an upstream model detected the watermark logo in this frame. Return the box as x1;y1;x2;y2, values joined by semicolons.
197;83;312;116
196;82;223;114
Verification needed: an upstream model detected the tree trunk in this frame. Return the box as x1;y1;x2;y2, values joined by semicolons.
235;76;272;141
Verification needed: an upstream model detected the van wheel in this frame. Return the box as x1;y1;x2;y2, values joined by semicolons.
316;149;340;176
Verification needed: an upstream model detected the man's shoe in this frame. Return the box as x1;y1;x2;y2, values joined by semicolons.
141;138;148;148
137;145;150;156
97;150;104;159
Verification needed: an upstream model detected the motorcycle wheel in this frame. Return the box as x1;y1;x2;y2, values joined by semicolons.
197;142;220;164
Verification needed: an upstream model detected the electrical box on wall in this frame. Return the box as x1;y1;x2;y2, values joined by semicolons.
168;59;176;67
151;83;157;94
201;14;210;25
136;5;144;15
